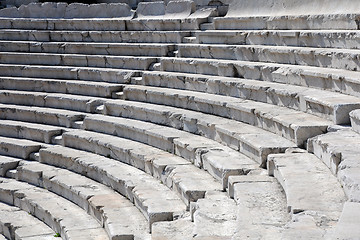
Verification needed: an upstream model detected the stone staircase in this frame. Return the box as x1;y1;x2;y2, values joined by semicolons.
0;0;359;239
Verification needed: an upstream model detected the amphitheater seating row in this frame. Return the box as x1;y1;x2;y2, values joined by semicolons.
0;0;359;239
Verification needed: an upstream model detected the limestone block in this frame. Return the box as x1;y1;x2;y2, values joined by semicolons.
0;136;42;159
0;104;85;128
333;202;360;240
268;152;345;218
165;0;195;19
136;1;166;19
350;109;360;134
0;155;19;177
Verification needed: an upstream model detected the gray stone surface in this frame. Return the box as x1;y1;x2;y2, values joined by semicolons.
0;177;108;239
333;202;360;240
39;145;186;229
0;155;20;177
123;85;330;146
0;136;42;159
15;160;151;239
0;201;57;240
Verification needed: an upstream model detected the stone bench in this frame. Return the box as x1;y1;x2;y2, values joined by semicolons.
159;57;360;99
126;1;215;31
0;76;124;98
176;43;360;72
0;2;134;19
14;160;151;239
72;118;257;189
333;202;360;240
0;155;20;177
194;30;360;49
60;129;223;205
0;201;57;239
308;128;360;202
0;64;139;83
0;120;63;144
141;71;360;125
0;29;191;43
0;177;109;239
122;85;330;146
228;175;289;239
350;109;360;134
0;136;42;159
0;104;85;128
208;0;360;30
0;52;157;70
267;150;346;237
0;40;175;57
0;17;129;31
103;99;296;167
0;90;105;113
39;145;187;229
210;14;360;31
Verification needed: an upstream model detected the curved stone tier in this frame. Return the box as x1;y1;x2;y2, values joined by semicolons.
0;0;357;238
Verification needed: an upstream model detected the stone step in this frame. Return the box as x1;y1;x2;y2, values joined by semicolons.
0;103;85;128
0;177;109;239
103;99;296;167
159;57;360;99
72;115;256;191
152;216;194;240
80;115;257;189
191;191;237;238
141;71;360;124
0;52;157;70
59;128;223;206
0;90;106;113
0;63;139;83
176;43;360;72
0;76;124;98
0;136;42;159
39;145;187;229
0;155;20;177
350;109;360;134
122;85;330;146
14;160;151;239
267;150;346;235
228;174;290;239
0;41;175;57
194;30;360;49
212;14;360;30
0;17;129;31
307;128;360;202
0;119;63;144
0;201;57;240
199;22;214;30
0;29;190;43
182;36;197;44
333;202;360;240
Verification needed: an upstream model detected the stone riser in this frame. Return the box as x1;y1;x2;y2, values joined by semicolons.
0;64;138;84
0;177;109;239
13;160;150;239
0;90;105;113
103;99;296;167
196;30;360;50
0;201;57;240
212;15;359;30
141;71;360;125
0;52;157;70
122;85;330;147
80;115;257;189
177;44;360;72
38;146;187;230
60;129;223;206
0;29;190;43
0;41;175;57
0;104;85;128
159;57;360;100
0;76;124;98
